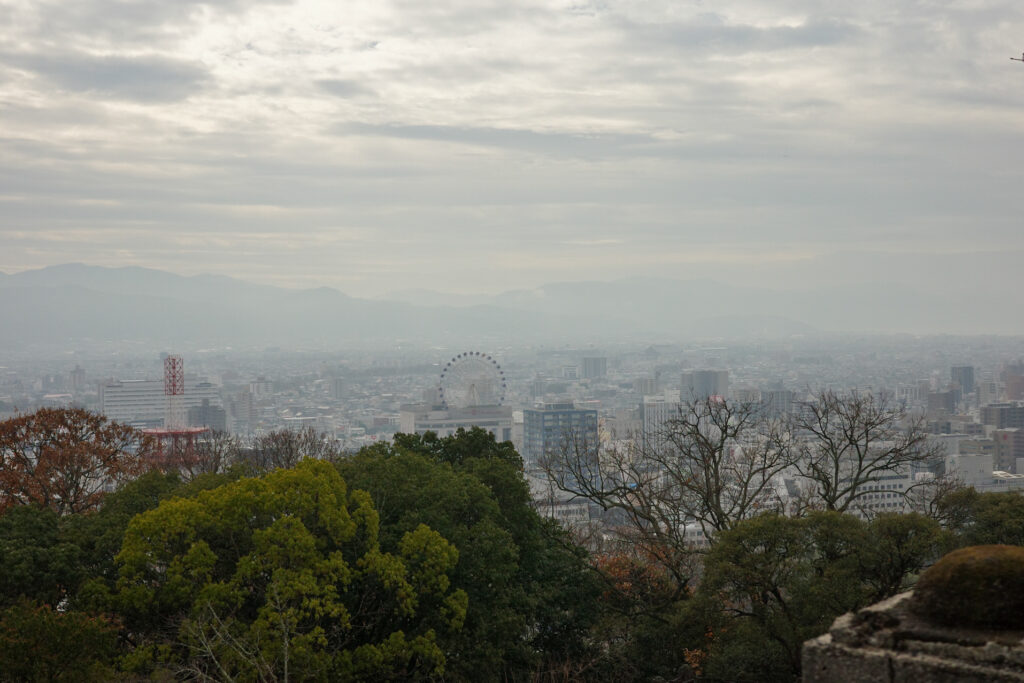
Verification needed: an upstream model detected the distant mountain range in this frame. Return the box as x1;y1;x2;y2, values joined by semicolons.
0;264;1014;348
384;278;1007;337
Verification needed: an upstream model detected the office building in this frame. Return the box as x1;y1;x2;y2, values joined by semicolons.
978;380;1002;407
581;357;608;379
951;366;975;396
641;395;683;453
947;453;1024;493
760;389;795;419
633;377;658;395
681;370;729;402
980;402;1024;429
69;365;86;392
927;391;956;417
994;428;1024;473
522;401;599;468
100;379;222;429
188;398;227;432
329;377;346;400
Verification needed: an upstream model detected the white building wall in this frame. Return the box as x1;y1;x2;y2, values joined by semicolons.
100;379;222;427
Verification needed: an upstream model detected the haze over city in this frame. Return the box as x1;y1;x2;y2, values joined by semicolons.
5;2;1024;680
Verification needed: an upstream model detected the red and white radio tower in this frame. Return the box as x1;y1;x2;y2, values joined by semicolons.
164;354;186;429
143;354;207;469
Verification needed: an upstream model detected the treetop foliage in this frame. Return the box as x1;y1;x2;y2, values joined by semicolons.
115;458;466;680
0;408;156;515
338;428;603;681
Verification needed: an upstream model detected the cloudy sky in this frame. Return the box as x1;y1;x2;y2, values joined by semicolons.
2;0;1023;297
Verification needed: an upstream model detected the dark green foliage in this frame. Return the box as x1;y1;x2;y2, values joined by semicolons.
595;591;719;682
392;428;522;469
62;470;184;592
338;448;520;676
938;489;1024;546
701;513;872;680
0;429;600;681
702;618;794;683
342;429;602;681
863;513;951;601
0;506;81;608
0;600;119;682
911;544;1024;629
699;510;955;681
63;468;247;615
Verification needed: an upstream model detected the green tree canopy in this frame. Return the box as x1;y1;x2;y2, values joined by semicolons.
342;429;602;681
701;512;871;680
391;428;522;469
0;600;119;682
114;459;466;681
938;488;1024;546
0;505;82;609
699;510;949;682
863;512;950;602
64;470;186;596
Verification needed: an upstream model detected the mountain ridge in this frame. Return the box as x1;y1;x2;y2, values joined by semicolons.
0;263;1013;346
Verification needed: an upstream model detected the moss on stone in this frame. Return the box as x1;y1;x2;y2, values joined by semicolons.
910;545;1024;629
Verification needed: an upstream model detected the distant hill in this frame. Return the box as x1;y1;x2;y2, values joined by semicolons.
0;263;1012;347
383;276;1008;336
0;265;584;347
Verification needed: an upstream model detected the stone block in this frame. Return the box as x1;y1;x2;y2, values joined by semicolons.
802;633;893;683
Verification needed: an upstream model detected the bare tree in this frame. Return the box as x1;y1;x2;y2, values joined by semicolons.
183;430;242;480
540;398;793;592
788;390;940;514
543;429;695;596
906;472;969;524
181;602;279;682
658;398;792;535
242;427;341;473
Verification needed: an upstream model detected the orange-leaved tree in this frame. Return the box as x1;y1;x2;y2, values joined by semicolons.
0;408;155;515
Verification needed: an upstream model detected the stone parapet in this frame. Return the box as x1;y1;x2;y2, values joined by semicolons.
803;592;1024;682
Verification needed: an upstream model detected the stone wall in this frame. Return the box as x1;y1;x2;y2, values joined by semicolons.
803;592;1024;682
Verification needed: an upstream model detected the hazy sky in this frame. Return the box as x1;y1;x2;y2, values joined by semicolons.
2;0;1023;297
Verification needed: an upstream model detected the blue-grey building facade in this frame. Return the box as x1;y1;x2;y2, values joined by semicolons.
522;401;599;468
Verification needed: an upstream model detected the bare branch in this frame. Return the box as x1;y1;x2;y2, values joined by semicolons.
539;397;795;593
788;390;940;514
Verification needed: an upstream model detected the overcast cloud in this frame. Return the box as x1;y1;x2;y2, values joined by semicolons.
1;0;1023;296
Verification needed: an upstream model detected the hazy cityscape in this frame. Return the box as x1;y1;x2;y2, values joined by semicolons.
4;0;1024;679
4;261;1024;680
4;290;1024;503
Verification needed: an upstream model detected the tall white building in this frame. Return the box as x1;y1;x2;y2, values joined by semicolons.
641;394;683;453
100;379;222;428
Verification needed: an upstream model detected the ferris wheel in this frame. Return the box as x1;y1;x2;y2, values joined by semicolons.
439;351;506;409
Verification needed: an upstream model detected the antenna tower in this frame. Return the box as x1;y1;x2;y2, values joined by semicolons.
164;354;186;429
144;354;208;469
